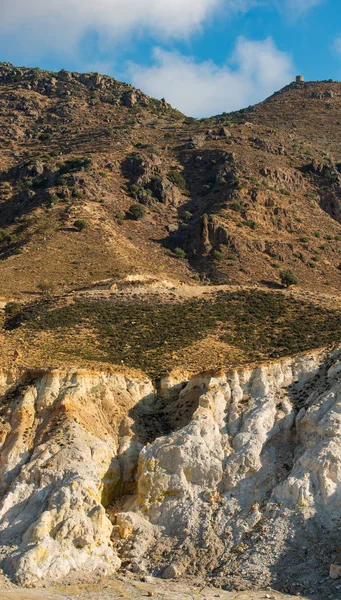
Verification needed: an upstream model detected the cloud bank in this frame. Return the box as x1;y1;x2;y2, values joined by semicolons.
0;0;252;59
0;0;321;60
128;38;295;117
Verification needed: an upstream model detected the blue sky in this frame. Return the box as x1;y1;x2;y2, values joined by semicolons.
0;0;340;116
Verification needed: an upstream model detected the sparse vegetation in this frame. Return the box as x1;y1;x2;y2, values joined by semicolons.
37;281;55;296
74;219;88;231
59;157;92;174
129;204;145;220
213;250;224;261
5;290;341;377
4;301;22;318
174;247;186;259
280;271;298;287
168;170;187;191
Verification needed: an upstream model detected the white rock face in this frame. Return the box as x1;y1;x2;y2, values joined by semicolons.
114;349;341;592
134;355;324;523
0;369;154;586
1;349;341;594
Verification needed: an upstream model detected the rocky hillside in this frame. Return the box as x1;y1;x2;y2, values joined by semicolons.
1;64;341;296
2;64;341;599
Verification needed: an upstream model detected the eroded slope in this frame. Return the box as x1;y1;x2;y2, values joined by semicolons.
0;349;341;599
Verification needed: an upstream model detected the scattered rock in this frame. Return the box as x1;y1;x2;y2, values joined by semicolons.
162;565;181;579
330;564;341;580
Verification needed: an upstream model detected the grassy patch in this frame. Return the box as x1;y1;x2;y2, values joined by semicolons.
5;290;341;377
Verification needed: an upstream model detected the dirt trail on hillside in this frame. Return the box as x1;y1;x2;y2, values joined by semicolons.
75;276;341;312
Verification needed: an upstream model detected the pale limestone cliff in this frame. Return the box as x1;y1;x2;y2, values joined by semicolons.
0;369;153;585
0;350;341;595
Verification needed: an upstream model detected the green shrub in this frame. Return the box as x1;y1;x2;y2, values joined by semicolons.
230;202;244;213
174;247;186;259
57;175;69;187
0;228;9;243
129;185;152;202
201;184;211;196
116;211;125;224
129;204;145;220
4;302;22;318
213;250;224;261
183;211;193;221
129;184;140;197
168;170;187;191
305;191;318;200
39;132;52;142
246;219;258;230
280;270;298;287
37;281;55;295
230;176;241;189
59;157;92;174
293;252;304;262
74;219;88;231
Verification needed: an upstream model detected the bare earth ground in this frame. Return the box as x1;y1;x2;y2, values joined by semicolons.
0;577;310;600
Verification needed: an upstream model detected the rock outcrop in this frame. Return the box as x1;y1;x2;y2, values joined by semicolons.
1;349;341;595
113;350;341;595
0;62;154;110
0;369;153;586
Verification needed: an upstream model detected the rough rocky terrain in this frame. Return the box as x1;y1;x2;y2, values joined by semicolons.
1;349;341;598
1;65;341;296
2;64;341;600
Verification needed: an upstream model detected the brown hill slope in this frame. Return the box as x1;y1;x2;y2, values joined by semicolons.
1;65;341;297
2;65;341;375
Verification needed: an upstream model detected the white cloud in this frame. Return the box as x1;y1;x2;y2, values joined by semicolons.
281;0;323;17
276;0;325;18
0;0;320;63
332;35;341;57
128;38;295;117
0;0;257;59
